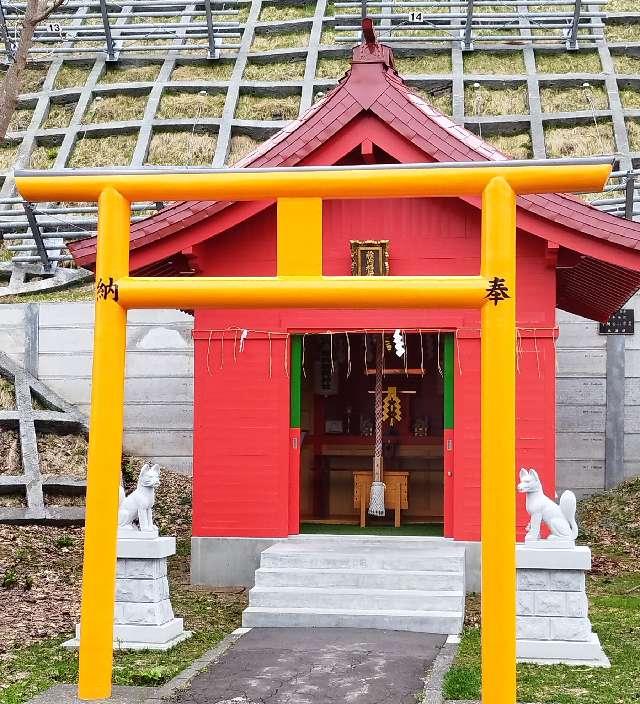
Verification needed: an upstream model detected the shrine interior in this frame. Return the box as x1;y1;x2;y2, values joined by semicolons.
299;332;445;527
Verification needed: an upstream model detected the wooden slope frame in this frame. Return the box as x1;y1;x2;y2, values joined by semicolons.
16;162;611;703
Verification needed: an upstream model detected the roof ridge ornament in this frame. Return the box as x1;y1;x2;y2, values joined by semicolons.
351;17;395;70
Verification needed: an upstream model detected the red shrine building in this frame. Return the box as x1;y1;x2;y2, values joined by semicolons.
71;37;640;586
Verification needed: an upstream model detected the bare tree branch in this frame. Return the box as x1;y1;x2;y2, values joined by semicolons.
34;0;67;25
0;0;68;140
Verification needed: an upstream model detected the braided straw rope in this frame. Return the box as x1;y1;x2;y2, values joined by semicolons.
369;334;386;516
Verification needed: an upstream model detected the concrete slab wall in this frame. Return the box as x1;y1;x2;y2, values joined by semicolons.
0;302;194;473
556;292;640;497
555;310;607;498
1;299;639;489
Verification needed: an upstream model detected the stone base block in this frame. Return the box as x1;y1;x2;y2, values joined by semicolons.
63;618;191;651
517;633;610;667
117;536;176;559
114;598;174;625
116;575;170;602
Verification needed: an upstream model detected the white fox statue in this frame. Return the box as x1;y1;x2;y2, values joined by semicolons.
118;463;161;533
517;467;578;542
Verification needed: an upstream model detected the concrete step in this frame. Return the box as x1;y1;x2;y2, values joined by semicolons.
248;586;464;612
260;548;464;572
242;606;463;634
282;537;465;555
254;567;463;591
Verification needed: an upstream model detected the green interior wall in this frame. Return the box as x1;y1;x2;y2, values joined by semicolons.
444;333;454;430
290;335;302;428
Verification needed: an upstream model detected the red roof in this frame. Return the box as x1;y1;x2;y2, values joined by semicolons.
69;35;640;322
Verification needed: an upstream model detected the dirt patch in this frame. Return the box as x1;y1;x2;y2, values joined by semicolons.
0;429;21;475
37;432;88;480
578;476;640;574
43;492;84;507
0;468;193;658
0;523;84;657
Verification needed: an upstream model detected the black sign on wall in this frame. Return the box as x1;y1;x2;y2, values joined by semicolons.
598;309;635;335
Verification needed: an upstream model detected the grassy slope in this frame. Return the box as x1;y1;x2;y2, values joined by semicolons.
443;477;640;704
0;470;246;704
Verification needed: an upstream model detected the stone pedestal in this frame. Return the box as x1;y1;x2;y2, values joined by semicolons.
64;534;191;651
516;543;609;667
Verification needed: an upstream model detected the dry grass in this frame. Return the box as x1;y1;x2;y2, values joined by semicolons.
7;109;33;132
484;131;533;159
628;119;640;151
320;27;335;45
68;133;136;168
251;30;309;52
607;0;636;8
545;121;616;158
43;491;84;507
171;62;234;81
227;134;264;165
464;84;527;115
536;51;601;74
607;23;640;43
43;103;76;129
235;93;300;120
54;64;91;90
463;51;525;75
83;94;148;123
395;54;453;75
615;54;640;75
99;63;161;84
20;67;47;94
0;378;14;410
157;90;226;119
259;3;315;20
37;432;87;479
540;84;609;113
0;428;21;474
0;493;26;508
30;145;58;169
245;59;307;82
412;87;452;116
0;143;18;170
146;130;216;166
315;57;349;79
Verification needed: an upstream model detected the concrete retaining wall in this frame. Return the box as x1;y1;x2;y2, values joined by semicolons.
1;298;638;488
0;302;194;473
556;291;640;496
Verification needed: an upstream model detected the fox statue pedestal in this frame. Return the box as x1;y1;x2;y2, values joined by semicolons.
64;464;191;651
64;530;192;651
515;468;608;666
516;543;609;666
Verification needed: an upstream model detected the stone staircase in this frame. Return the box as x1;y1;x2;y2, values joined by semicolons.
242;535;466;633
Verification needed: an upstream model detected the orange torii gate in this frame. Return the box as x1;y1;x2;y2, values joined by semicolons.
16;160;611;703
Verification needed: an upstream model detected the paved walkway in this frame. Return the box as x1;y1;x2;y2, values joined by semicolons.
171;628;445;704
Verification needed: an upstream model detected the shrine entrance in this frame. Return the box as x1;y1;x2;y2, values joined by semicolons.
297;331;451;528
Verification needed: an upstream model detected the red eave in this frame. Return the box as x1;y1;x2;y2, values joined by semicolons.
68;39;640;322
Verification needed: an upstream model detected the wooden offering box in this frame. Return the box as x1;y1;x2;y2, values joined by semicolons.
353;470;409;528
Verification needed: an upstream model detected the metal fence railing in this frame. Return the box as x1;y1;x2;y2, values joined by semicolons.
0;0;246;61
335;1;606;50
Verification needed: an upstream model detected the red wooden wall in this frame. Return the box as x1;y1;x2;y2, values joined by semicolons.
190;193;558;542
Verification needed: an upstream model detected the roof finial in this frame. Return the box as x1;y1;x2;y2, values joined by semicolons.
362;17;377;46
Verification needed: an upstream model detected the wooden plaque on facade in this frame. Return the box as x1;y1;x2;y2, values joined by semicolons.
350;240;389;276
